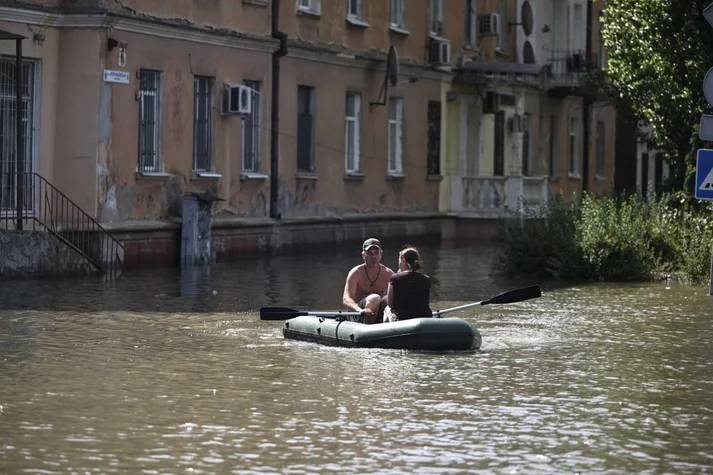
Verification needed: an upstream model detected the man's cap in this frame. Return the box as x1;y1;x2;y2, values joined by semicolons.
362;238;382;251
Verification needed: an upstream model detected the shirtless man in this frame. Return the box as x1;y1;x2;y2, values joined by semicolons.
343;238;395;324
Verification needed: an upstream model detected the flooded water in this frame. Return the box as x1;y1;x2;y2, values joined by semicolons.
1;241;712;473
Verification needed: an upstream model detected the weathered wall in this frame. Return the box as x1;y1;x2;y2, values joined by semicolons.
0;231;97;279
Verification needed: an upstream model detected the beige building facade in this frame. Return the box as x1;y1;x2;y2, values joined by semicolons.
0;0;617;269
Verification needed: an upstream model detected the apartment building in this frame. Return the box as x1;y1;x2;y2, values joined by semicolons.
0;0;617;268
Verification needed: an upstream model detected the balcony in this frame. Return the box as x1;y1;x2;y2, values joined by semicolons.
546;49;588;95
449;176;549;218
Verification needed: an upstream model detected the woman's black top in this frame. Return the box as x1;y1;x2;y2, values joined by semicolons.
390;271;432;320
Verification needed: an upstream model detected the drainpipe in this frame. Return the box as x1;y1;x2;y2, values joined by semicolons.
582;0;593;192
270;0;287;219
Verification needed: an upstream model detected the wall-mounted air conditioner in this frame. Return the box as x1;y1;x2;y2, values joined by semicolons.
429;38;451;65
478;13;500;35
223;84;252;115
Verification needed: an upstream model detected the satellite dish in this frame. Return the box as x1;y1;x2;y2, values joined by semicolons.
387;46;399;87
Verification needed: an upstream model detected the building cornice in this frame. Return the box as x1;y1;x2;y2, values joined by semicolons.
0;5;278;54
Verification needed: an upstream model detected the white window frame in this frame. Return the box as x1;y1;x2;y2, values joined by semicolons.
466;0;477;47
345;92;361;173
388;97;404;175
138;69;162;173
389;0;406;29
242;80;261;174
347;0;363;20
298;0;321;15
430;0;444;36
569;116;580;177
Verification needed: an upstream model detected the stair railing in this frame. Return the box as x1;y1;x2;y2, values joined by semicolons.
0;172;124;276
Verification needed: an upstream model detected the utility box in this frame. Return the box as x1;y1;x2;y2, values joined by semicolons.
181;192;220;267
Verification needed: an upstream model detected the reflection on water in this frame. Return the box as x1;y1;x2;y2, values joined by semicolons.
1;242;712;473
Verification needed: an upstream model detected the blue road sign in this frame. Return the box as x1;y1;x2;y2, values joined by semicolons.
696;149;713;200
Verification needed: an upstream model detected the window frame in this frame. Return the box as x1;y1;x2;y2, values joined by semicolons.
429;0;444;37
427;101;441;176
569;116;581;177
344;92;361;174
138;69;162;174
347;0;362;20
297;85;316;173
242;80;261;174
192;75;214;173
298;0;321;15
465;0;477;47
388;97;404;176
389;0;406;29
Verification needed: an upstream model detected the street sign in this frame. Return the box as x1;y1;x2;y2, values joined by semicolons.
103;69;129;84
695;148;713;200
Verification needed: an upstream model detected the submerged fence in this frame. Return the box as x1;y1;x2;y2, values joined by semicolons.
0;172;124;275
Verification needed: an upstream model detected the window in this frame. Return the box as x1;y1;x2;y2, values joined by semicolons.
494;111;505;176
0;58;35;214
138;69;161;173
497;0;508;51
389;0;405;29
640;153;649;197
298;0;320;14
388;98;404;175
427;101;441;175
242;81;261;173
345;93;361;173
595;121;605;177
465;0;477;47
347;0;362;20
521;114;531;176
430;0;444;36
549;115;558;177
297;85;315;172
193;76;214;172
569;116;580;176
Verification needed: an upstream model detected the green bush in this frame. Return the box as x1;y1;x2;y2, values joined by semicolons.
501;192;713;283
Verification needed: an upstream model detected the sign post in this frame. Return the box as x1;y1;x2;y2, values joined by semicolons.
702;2;713;295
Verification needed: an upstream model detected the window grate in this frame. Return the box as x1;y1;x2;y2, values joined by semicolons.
242;81;261;173
193;76;214;172
138;69;161;173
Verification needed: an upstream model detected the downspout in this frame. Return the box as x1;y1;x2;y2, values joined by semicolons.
270;0;288;219
582;0;593;192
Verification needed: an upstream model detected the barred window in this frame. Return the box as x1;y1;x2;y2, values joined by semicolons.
297;85;315;172
427;101;441;175
389;0;405;28
242;81;261;173
138;69;161;173
193;76;214;172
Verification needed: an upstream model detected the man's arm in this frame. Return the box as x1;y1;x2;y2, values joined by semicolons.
342;267;362;312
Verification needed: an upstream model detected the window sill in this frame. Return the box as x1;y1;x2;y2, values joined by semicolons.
549;176;560;182
241;0;267;6
386;173;405;181
344;172;365;181
192;172;222;180
426;174;443;182
137;171;171;179
241;172;268;181
346;16;369;28
296;172;318;180
389;25;410;36
595;174;606;181
297;8;321;18
463;44;479;52
568;173;581;180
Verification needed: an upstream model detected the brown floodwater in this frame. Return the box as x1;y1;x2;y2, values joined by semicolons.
1;241;712;473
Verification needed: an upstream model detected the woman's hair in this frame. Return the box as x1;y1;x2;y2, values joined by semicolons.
401;246;421;271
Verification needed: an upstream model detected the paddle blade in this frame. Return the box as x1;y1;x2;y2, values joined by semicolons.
482;285;541;305
259;307;306;320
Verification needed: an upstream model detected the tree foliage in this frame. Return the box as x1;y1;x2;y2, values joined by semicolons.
602;0;713;189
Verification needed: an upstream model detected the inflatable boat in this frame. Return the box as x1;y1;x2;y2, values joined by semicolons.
282;315;481;351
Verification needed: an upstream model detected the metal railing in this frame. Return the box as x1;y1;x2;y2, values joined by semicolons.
0;172;124;275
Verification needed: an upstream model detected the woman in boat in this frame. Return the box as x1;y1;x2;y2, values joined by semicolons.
383;246;432;322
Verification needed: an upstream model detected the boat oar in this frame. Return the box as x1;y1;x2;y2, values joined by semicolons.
260;307;362;321
433;285;541;317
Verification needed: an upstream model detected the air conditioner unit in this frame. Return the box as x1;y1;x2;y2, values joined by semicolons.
429;38;451;65
223;84;252;115
478;13;500;35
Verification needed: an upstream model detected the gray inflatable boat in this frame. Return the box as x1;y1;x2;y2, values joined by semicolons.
282;316;481;350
